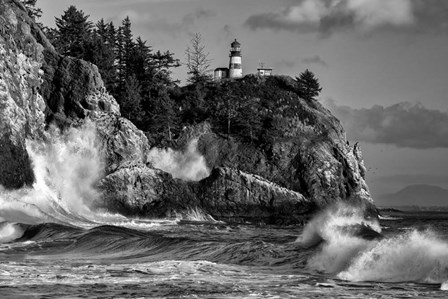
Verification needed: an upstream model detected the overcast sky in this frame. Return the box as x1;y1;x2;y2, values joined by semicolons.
38;0;448;199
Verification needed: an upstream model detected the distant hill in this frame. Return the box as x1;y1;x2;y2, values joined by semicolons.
376;184;448;207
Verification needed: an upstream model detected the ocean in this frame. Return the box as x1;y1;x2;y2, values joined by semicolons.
1;126;448;298
1;205;448;298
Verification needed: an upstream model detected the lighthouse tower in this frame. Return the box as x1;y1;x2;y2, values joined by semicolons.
229;39;242;78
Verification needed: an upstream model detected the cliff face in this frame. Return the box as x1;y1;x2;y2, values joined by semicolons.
0;0;46;188
0;0;376;224
0;0;148;188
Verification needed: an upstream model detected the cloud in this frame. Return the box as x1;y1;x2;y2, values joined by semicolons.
182;8;215;25
115;10;153;24
89;0;203;7
112;8;215;35
302;55;328;67
245;0;448;36
326;100;448;148
274;59;298;69
222;24;234;39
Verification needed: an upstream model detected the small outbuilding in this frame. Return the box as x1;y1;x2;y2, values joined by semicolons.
214;67;229;81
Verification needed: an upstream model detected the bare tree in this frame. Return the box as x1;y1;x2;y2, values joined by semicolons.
185;33;212;84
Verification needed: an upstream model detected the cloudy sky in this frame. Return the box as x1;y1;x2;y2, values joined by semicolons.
38;0;448;200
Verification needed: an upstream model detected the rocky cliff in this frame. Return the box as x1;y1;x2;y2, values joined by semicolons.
0;0;376;224
179;76;374;215
0;0;148;191
0;0;46;188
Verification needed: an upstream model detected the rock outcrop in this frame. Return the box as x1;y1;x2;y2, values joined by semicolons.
196;167;313;224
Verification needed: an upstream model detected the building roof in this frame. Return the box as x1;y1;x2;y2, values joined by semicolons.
215;67;229;71
231;39;240;47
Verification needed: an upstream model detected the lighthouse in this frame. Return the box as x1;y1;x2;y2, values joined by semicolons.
228;39;242;78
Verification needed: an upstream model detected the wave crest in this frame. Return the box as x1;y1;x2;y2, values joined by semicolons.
299;202;448;285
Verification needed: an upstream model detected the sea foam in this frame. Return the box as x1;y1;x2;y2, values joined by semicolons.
147;138;210;182
0;122;103;226
299;202;448;286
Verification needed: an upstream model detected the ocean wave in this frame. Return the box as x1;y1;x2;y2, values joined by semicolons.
299;202;448;286
378;215;403;220
338;229;448;284
0;222;24;244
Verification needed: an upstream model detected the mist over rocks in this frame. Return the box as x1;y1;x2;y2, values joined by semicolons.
0;0;377;224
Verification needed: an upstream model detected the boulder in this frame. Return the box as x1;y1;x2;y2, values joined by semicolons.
98;165;196;217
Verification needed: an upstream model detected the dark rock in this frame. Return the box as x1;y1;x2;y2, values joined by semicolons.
98;165;197;217
196;167;315;224
40;51;120;125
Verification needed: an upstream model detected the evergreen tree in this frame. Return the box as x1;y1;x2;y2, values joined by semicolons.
295;69;322;101
53;6;93;59
84;28;116;93
185;33;211;84
121;17;135;77
120;75;143;122
115;17;135;95
147;89;178;142
105;21;117;56
131;37;152;87
150;50;180;86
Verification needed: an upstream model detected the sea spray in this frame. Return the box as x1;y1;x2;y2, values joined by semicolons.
0;222;23;243
147;139;210;181
27;122;103;214
297;202;381;273
0;122;104;225
177;207;220;223
338;229;448;283
300;203;448;285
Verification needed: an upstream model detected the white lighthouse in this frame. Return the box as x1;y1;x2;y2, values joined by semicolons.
228;39;242;78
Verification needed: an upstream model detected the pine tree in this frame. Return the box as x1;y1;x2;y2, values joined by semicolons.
149;90;178;142
53;6;93;59
151;50;180;86
131;37;152;87
121;17;134;78
295;69;322;101
84;21;116;93
120;75;143;122
185;33;212;84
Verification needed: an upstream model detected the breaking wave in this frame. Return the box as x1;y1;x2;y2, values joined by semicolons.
299;202;448;286
0;122;102;226
0;122;172;231
0;222;23;243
